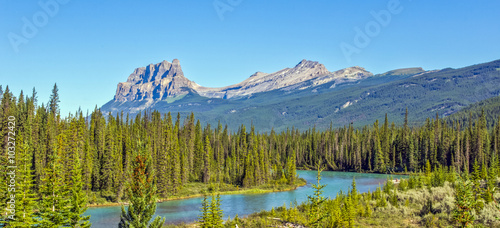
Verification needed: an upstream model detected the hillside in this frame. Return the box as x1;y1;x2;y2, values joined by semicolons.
445;95;500;128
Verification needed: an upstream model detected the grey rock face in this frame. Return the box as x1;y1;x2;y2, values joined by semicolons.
114;59;196;102
113;59;373;102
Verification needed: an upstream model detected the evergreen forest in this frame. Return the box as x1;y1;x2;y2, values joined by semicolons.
1;84;500;227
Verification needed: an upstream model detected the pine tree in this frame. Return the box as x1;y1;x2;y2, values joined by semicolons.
343;194;355;228
364;201;372;217
307;164;327;227
10;129;37;227
270;207;276;217
118;141;165;228
373;120;385;173
350;177;359;205
203;135;212;183
198;193;223;228
67;151;91;227
210;194;223;228
453;175;475;227
48;83;60;116
287;150;297;185
198;195;212;227
38;142;70;227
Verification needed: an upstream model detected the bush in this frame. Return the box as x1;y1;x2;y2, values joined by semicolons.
430;182;454;202
383;178;395;194
432;195;455;215
420;213;437;228
398;179;408;191
476;202;500;226
398;188;429;205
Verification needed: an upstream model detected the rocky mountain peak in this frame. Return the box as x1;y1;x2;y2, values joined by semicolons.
290;59;329;77
249;71;268;78
295;59;319;68
114;59;195;102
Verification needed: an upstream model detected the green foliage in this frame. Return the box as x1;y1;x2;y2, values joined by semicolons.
118;142;165;228
446;95;500;129
37;146;70;227
376;194;388;208
3;83;500;226
398;178;408;191
389;189;399;208
199;194;224;228
270;207;276;217
210;194;224;228
307;166;327;227
364;201;372;218
453;175;476;227
67;152;91;227
9;129;37;227
198;195;211;227
430;165;446;187
383;177;394;195
373;185;382;201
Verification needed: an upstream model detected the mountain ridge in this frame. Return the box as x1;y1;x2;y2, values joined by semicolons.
113;59;374;102
102;58;500;131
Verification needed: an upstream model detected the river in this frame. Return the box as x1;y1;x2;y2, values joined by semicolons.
85;171;404;227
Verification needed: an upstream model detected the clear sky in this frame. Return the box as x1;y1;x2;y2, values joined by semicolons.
1;0;500;115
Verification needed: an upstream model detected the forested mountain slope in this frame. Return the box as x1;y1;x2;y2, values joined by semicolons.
445;95;500;129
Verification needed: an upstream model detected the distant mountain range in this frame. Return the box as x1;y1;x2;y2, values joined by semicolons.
113;59;373;101
102;59;500;131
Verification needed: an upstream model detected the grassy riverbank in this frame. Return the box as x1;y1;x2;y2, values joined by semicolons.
87;178;307;208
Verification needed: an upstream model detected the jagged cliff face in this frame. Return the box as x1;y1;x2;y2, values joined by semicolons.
113;59;373;102
114;59;197;102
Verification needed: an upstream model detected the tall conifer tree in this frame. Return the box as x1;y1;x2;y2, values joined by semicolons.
118;141;165;228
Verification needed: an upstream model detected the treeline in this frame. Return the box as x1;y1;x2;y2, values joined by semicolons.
0;84;299;210
292;109;500;174
1;84;500;225
0;85;90;227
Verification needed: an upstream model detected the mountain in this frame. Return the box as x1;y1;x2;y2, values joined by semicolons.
194;60;372;99
113;59;372;101
102;59;500;131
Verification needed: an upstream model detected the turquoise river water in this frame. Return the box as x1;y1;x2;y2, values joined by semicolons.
85;171;404;227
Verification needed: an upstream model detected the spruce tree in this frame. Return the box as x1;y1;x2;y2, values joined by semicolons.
287;150;297;185
210;194;224;228
67;151;91;227
10;131;37;227
343;194;355;228
373;120;385;173
118;141;165;228
203;135;212;183
453;175;475;227
38;142;70;227
198;193;223;228
307;164;327;227
48;83;60;116
198;195;212;227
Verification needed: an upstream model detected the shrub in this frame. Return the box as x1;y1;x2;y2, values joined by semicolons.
476;202;500;226
420;213;437;228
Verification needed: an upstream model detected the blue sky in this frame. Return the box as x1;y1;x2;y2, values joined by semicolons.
1;0;500;115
